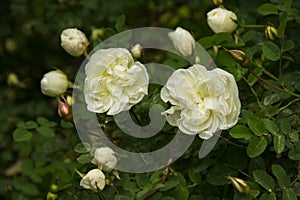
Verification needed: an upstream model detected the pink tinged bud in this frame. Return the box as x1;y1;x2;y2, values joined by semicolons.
57;99;73;121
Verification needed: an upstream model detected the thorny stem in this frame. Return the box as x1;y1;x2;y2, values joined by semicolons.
249;69;300;98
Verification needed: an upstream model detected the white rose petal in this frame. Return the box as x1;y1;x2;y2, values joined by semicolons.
161;64;241;139
207;8;238;33
60;28;88;57
168;27;196;57
84;48;149;115
80;169;106;191
91;147;117;172
40;70;69;97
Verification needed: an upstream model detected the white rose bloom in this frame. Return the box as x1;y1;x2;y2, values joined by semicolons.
161;65;240;139
168;27;196;57
84;48;149;115
207;8;238;33
40;70;69;97
80;169;106;191
91;147;117;172
60;28;88;57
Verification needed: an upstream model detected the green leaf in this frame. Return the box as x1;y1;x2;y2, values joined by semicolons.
188;171;201;184
247;136;267;158
263;94;280;106
13;128;33;142
247;115;266;136
271;164;290;189
76;153;92;164
36;117;57;127
172;187;189;200
288;141;300;160
252;170;275;192
74;142;90;154
229;125;253;139
279;119;292;134
60;120;73;128
115;15;126;32
247;67;264;86
159;179;179;191
283;188;297;200
273;135;285;154
257;3;278;15
36;126;55;137
161;197;175;200
17;121;38;129
189;195;204;200
198;32;231;49
263;119;278;135
260;192;276;200
135;174;150;189
262;41;281;61
281;40;295;52
278;12;288;38
206;164;237;185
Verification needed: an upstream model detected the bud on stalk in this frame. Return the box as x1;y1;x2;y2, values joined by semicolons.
57;97;73;121
265;26;278;41
212;0;223;6
227;176;250;194
227;49;250;67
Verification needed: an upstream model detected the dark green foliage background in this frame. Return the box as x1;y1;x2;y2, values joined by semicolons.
1;0;300;199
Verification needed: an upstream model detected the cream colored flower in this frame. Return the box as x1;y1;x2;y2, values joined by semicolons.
207;8;238;33
84;48;149;115
161;65;240;139
91;147;117;172
131;43;143;59
41;70;69;97
168;27;196;57
60;28;88;57
80;169;106;191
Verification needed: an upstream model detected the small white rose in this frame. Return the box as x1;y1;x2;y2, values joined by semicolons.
168;27;196;57
91;147;117;172
84;48;149;115
80;169;106;191
40;70;69;97
161;64;241;139
207;8;238;33
60;28;88;57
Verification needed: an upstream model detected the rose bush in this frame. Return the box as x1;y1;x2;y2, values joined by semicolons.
84;48;149;115
161;64;240;139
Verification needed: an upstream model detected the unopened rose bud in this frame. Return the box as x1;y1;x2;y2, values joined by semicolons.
227;49;250;67
212;0;223;6
47;192;58;200
131;44;143;59
91;147;117;172
80;169;106;192
57;98;73;121
168;27;196;57
228;177;250;194
50;184;58;193
91;27;105;40
66;95;75;106
60;28;88;57
7;73;20;86
41;70;69;97
207;8;238;33
265;26;278;41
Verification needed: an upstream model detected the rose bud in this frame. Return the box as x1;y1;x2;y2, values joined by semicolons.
227;49;250;67
80;169;106;192
168;27;196;57
57;99;73;121
207;8;238;33
131;43;143;59
265;26;278;41
60;28;88;57
47;192;58;200
41;70;69;97
228;176;250;194
91;147;117;172
7;73;20;86
212;0;223;6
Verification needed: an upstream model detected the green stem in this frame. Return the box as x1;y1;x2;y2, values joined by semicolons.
239;24;267;29
262;69;278;81
277;98;300;114
242;76;264;108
